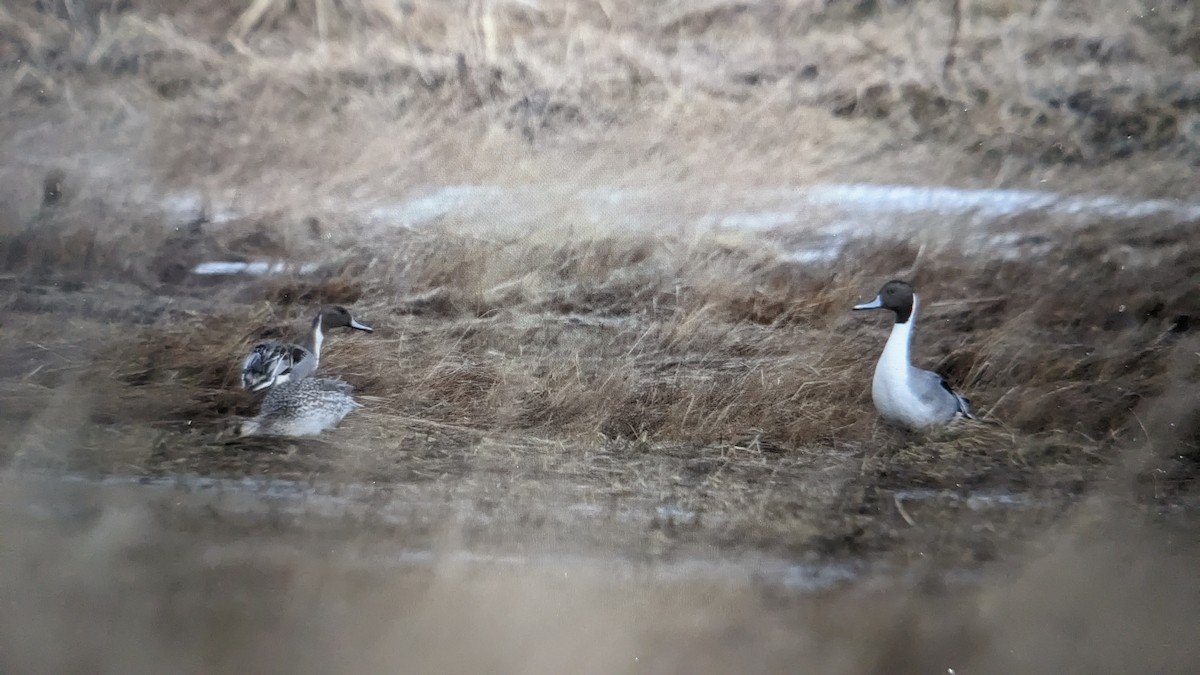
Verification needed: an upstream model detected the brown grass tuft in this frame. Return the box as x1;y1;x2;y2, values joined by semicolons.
7;210;1173;493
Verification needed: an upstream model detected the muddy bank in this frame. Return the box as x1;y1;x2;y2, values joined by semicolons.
2;477;1198;674
9;469;1086;581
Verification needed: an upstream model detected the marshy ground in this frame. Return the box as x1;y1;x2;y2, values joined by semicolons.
2;1;1200;673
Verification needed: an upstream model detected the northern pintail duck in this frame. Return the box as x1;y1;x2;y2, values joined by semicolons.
241;305;373;392
239;376;361;437
853;280;973;428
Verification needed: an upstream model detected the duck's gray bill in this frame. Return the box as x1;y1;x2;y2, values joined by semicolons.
349;318;373;332
852;296;883;311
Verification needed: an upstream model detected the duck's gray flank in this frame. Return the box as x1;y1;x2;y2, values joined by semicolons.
853;280;973;428
239;377;361;437
240;305;372;392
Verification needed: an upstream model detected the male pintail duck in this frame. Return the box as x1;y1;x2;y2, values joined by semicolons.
853;280;973;428
239;376;360;437
241;305;372;392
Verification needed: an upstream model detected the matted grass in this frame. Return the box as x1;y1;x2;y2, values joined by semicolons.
3;208;1196;500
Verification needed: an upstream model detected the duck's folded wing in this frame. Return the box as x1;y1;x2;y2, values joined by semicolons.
937;373;974;419
913;369;974;419
246;343;315;374
242;344;273;383
241;343;273;374
242;342;297;387
287;345;318;380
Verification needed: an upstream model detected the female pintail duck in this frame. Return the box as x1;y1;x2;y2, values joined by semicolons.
239;376;360;437
241;305;372;392
853;280;973;428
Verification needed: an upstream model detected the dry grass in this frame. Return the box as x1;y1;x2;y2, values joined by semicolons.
0;0;1194;585
2;3;1199;671
1;0;1199;214
0;208;1184;497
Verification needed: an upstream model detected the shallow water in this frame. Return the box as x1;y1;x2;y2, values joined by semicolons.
185;182;1200;276
171;182;1200;230
191;261;321;275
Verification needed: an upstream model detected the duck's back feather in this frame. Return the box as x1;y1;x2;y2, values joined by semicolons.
240;341;315;391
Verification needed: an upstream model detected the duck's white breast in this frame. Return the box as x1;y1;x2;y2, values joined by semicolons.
871;320;940;428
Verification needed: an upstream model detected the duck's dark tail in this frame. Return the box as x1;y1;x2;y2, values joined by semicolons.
954;394;975;420
955;395;1006;426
